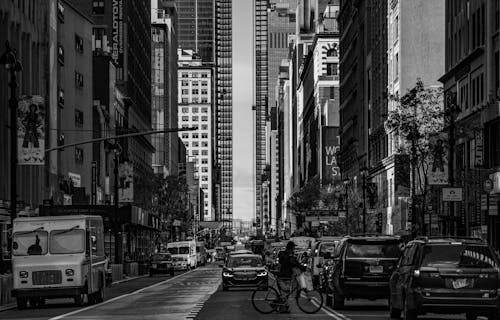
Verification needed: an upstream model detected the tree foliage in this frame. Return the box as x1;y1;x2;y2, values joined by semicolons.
384;80;445;233
152;175;192;232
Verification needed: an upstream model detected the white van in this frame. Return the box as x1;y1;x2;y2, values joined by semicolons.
11;215;108;309
167;240;197;270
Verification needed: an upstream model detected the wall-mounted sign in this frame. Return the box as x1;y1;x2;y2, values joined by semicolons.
68;172;81;188
18;96;45;165
490;172;500;194
428;134;449;185
321;126;340;184
112;0;124;67
442;188;463;202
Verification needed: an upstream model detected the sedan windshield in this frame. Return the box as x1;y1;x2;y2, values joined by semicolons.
346;242;401;258
50;229;85;254
228;256;263;268
13;231;48;256
421;244;498;268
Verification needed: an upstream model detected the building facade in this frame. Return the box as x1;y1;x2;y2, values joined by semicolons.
215;0;233;228
56;1;94;206
439;0;500;247
152;1;179;178
175;0;215;64
178;51;214;221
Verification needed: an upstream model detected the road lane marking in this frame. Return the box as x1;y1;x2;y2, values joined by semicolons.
49;269;196;320
310;296;351;320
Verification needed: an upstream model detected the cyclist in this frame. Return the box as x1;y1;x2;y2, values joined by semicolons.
275;241;306;313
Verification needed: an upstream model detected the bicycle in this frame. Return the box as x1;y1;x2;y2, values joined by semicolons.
251;270;324;314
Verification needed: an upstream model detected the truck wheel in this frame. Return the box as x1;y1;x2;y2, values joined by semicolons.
17;298;27;310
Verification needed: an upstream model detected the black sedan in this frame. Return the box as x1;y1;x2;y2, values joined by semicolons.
149;253;175;276
221;254;268;291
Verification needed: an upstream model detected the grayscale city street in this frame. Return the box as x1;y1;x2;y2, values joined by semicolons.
1;0;500;319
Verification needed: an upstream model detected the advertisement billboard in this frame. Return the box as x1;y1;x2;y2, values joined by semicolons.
112;0;124;67
321;126;340;184
428;133;449;185
17;95;45;165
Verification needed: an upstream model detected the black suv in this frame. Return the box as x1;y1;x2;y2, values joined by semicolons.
329;235;402;309
389;237;500;320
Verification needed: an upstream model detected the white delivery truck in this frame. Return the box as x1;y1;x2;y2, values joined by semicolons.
11;215;108;309
167;240;197;270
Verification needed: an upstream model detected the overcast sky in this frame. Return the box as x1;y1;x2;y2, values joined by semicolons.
232;0;254;222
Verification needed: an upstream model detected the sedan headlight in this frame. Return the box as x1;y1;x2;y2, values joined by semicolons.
222;272;233;277
19;271;28;278
257;270;268;277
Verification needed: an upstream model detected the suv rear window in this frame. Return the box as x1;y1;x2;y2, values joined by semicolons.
421;244;498;268
346;241;401;258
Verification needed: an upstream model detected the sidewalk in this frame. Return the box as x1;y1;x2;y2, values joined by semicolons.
0;274;149;312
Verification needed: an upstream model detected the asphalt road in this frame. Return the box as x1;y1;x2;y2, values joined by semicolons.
1;263;488;320
0;271;186;320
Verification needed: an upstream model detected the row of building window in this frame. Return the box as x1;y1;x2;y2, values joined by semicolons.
181;107;209;113
181;133;209;139
181;73;209;78
181;98;209;103
181;89;209;95
181;116;209;122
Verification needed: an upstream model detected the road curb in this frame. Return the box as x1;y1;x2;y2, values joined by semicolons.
0;303;16;312
111;274;149;285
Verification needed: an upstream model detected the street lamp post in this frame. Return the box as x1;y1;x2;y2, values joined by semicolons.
360;166;369;234
1;41;22;264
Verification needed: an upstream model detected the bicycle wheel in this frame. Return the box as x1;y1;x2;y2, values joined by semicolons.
251;286;280;314
296;288;323;314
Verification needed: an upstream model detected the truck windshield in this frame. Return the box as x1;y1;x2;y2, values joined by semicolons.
179;246;189;254
13;231;48;256
50;229;85;254
167;247;178;255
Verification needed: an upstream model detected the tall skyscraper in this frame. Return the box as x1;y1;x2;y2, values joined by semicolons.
215;0;233;230
151;0;179;177
178;49;215;222
175;0;215;64
254;0;269;230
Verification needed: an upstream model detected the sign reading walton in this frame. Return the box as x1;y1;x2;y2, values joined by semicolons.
322;127;340;184
112;0;124;67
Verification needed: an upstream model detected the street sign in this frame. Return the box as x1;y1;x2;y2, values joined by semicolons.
442;188;463;201
172;219;181;227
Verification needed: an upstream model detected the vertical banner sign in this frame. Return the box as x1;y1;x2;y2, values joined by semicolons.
322;126;340;184
112;0;124;67
475;130;484;167
91;161;97;205
118;162;134;202
428;133;449;185
17;96;45;165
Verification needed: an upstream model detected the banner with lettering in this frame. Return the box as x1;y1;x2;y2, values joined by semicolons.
322;126;340;184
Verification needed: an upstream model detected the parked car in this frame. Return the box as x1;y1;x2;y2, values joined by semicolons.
329;235;402;309
220;254;268;291
389;237;500;320
149;253;175;276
